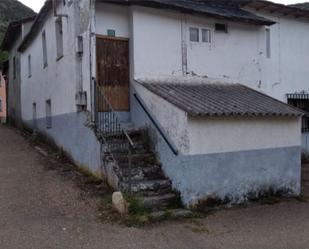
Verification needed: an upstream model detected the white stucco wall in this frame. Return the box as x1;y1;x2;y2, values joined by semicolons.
132;6;183;80
95;3;130;38
189;116;302;155
129;6;309;103
133;82;190;154
246;9;309;101
133;84;302;156
20;0;96;121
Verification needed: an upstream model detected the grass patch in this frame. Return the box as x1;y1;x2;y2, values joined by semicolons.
123;194;152;227
295;194;309;203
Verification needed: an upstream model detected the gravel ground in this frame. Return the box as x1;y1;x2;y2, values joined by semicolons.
0;124;309;249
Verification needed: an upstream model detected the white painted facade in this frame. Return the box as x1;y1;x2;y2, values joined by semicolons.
12;1;306;204
128;5;309;102
21;2;83;121
188;116;301;155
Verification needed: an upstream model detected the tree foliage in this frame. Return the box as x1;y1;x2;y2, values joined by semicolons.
0;0;36;43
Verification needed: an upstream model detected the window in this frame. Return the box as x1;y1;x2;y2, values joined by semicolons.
32;102;37;128
28;55;32;78
215;23;228;33
189;27;199;42
13;56;16;80
287;94;309;132
266;28;271;58
55;18;64;59
42;30;48;67
45;99;52;129
202;28;211;43
0;98;2;112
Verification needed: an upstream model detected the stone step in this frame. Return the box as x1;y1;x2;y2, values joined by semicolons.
115;153;155;163
121;165;164;181
102;129;143;140
122;179;172;194
149;209;194;221
141;193;178;210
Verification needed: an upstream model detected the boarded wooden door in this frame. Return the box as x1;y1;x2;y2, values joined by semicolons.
96;37;130;111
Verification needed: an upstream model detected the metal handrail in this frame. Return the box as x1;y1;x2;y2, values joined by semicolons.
133;92;179;156
97;86;134;147
94;80;134;193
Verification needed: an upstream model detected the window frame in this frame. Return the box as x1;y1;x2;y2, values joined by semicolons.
266;28;271;59
202;28;211;43
42;30;48;68
55;17;64;60
13;56;16;80
189;27;200;42
28;55;32;78
45;99;52;129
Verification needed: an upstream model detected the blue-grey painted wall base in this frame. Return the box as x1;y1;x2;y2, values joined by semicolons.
24;112;101;174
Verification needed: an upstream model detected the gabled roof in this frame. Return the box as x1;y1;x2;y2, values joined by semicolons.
18;0;52;52
242;1;309;19
140;82;305;117
100;0;276;25
1;16;36;51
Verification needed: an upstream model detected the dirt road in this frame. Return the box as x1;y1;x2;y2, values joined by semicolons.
0;124;309;249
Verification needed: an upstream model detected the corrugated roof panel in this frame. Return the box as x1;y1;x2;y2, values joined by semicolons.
140;82;305;117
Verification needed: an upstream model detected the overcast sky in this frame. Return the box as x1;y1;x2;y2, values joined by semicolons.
19;0;307;13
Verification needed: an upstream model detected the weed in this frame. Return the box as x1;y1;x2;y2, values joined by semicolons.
295;194;309;203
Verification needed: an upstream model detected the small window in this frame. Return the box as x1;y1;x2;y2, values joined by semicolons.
202;29;211;43
189;27;199;42
215;23;228;33
46;99;52;129
32;102;37;128
28;55;32;78
13;56;16;80
55;18;64;59
266;28;271;58
42;31;48;68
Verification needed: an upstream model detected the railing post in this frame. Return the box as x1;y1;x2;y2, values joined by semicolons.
93;78;98;132
128;144;132;195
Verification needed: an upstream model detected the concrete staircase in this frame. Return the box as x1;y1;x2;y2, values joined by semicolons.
104;129;192;219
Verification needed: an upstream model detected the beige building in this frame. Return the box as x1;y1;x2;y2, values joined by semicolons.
0;72;6;123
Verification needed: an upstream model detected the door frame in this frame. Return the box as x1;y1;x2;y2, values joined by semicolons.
95;35;130;112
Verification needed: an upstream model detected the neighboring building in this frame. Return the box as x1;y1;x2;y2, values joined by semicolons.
2;0;308;207
1;16;36;127
0;71;6;123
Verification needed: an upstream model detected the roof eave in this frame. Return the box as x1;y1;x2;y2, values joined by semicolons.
18;1;53;53
0;15;37;51
98;0;276;26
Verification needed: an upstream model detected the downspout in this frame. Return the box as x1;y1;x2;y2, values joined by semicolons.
181;14;188;76
73;0;87;111
90;0;96;121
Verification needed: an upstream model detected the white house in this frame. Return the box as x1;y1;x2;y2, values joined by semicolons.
2;0;308;208
1;16;36;127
